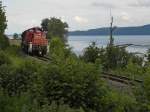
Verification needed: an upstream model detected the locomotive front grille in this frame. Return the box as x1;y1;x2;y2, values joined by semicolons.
32;45;47;51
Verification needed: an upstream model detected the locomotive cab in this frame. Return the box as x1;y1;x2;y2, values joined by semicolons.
21;27;49;56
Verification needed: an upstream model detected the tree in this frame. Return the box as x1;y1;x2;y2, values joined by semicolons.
0;1;7;35
13;33;19;39
41;18;49;32
82;42;105;63
147;49;150;62
82;43;131;70
0;1;9;49
41;17;68;42
48;38;73;63
104;46;130;70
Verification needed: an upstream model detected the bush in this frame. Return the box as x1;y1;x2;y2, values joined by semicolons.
82;44;131;70
101;91;138;112
42;55;107;111
0;35;10;50
104;46;131;70
0;92;32;112
0;91;85;112
49;37;75;63
4;45;22;56
0;50;11;66
143;67;150;102
82;43;144;71
112;59;145;79
82;42;105;63
0;60;40;96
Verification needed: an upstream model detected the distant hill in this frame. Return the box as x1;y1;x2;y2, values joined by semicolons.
69;24;150;36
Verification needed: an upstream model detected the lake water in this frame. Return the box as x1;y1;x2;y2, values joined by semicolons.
68;35;150;55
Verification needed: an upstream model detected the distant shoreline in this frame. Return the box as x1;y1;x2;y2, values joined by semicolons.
6;23;150;37
68;34;150;36
69;24;150;36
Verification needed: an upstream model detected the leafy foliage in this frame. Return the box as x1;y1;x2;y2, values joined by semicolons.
104;46;130;70
0;1;7;35
143;66;150;102
48;37;75;63
82;42;144;71
101;91;138;112
0;37;150;112
41;17;68;42
0;50;11;66
82;42;105;63
0;92;85;112
0;60;39;96
0;34;9;50
42;58;107;111
147;49;150;62
13;33;19;39
0;1;9;50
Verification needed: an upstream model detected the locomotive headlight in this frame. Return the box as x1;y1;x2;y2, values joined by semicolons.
47;44;50;53
28;42;32;53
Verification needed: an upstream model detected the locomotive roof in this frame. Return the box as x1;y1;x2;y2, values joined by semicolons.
25;27;43;32
21;27;43;37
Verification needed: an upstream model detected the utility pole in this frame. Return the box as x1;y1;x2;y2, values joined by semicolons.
109;9;117;46
109;16;114;46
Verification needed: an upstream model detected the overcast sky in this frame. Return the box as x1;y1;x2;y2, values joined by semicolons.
2;0;150;34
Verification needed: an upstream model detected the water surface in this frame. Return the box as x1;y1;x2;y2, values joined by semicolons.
68;35;150;55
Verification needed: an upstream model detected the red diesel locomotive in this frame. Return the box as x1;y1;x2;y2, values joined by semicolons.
21;27;49;56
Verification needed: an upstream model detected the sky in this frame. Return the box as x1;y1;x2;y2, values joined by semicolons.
2;0;150;34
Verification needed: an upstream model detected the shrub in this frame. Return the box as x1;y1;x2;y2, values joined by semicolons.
101;91;138;112
82;42;103;63
0;91;85;112
0;35;10;50
0;60;40;96
49;37;75;63
0;50;11;66
42;56;107;111
103;46;131;70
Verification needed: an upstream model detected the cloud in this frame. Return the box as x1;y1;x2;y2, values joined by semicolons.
120;12;130;21
91;2;117;9
129;0;150;7
74;16;88;24
4;0;150;33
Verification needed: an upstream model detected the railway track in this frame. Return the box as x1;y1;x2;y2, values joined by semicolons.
102;72;143;86
30;55;143;86
34;56;51;62
28;55;51;62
